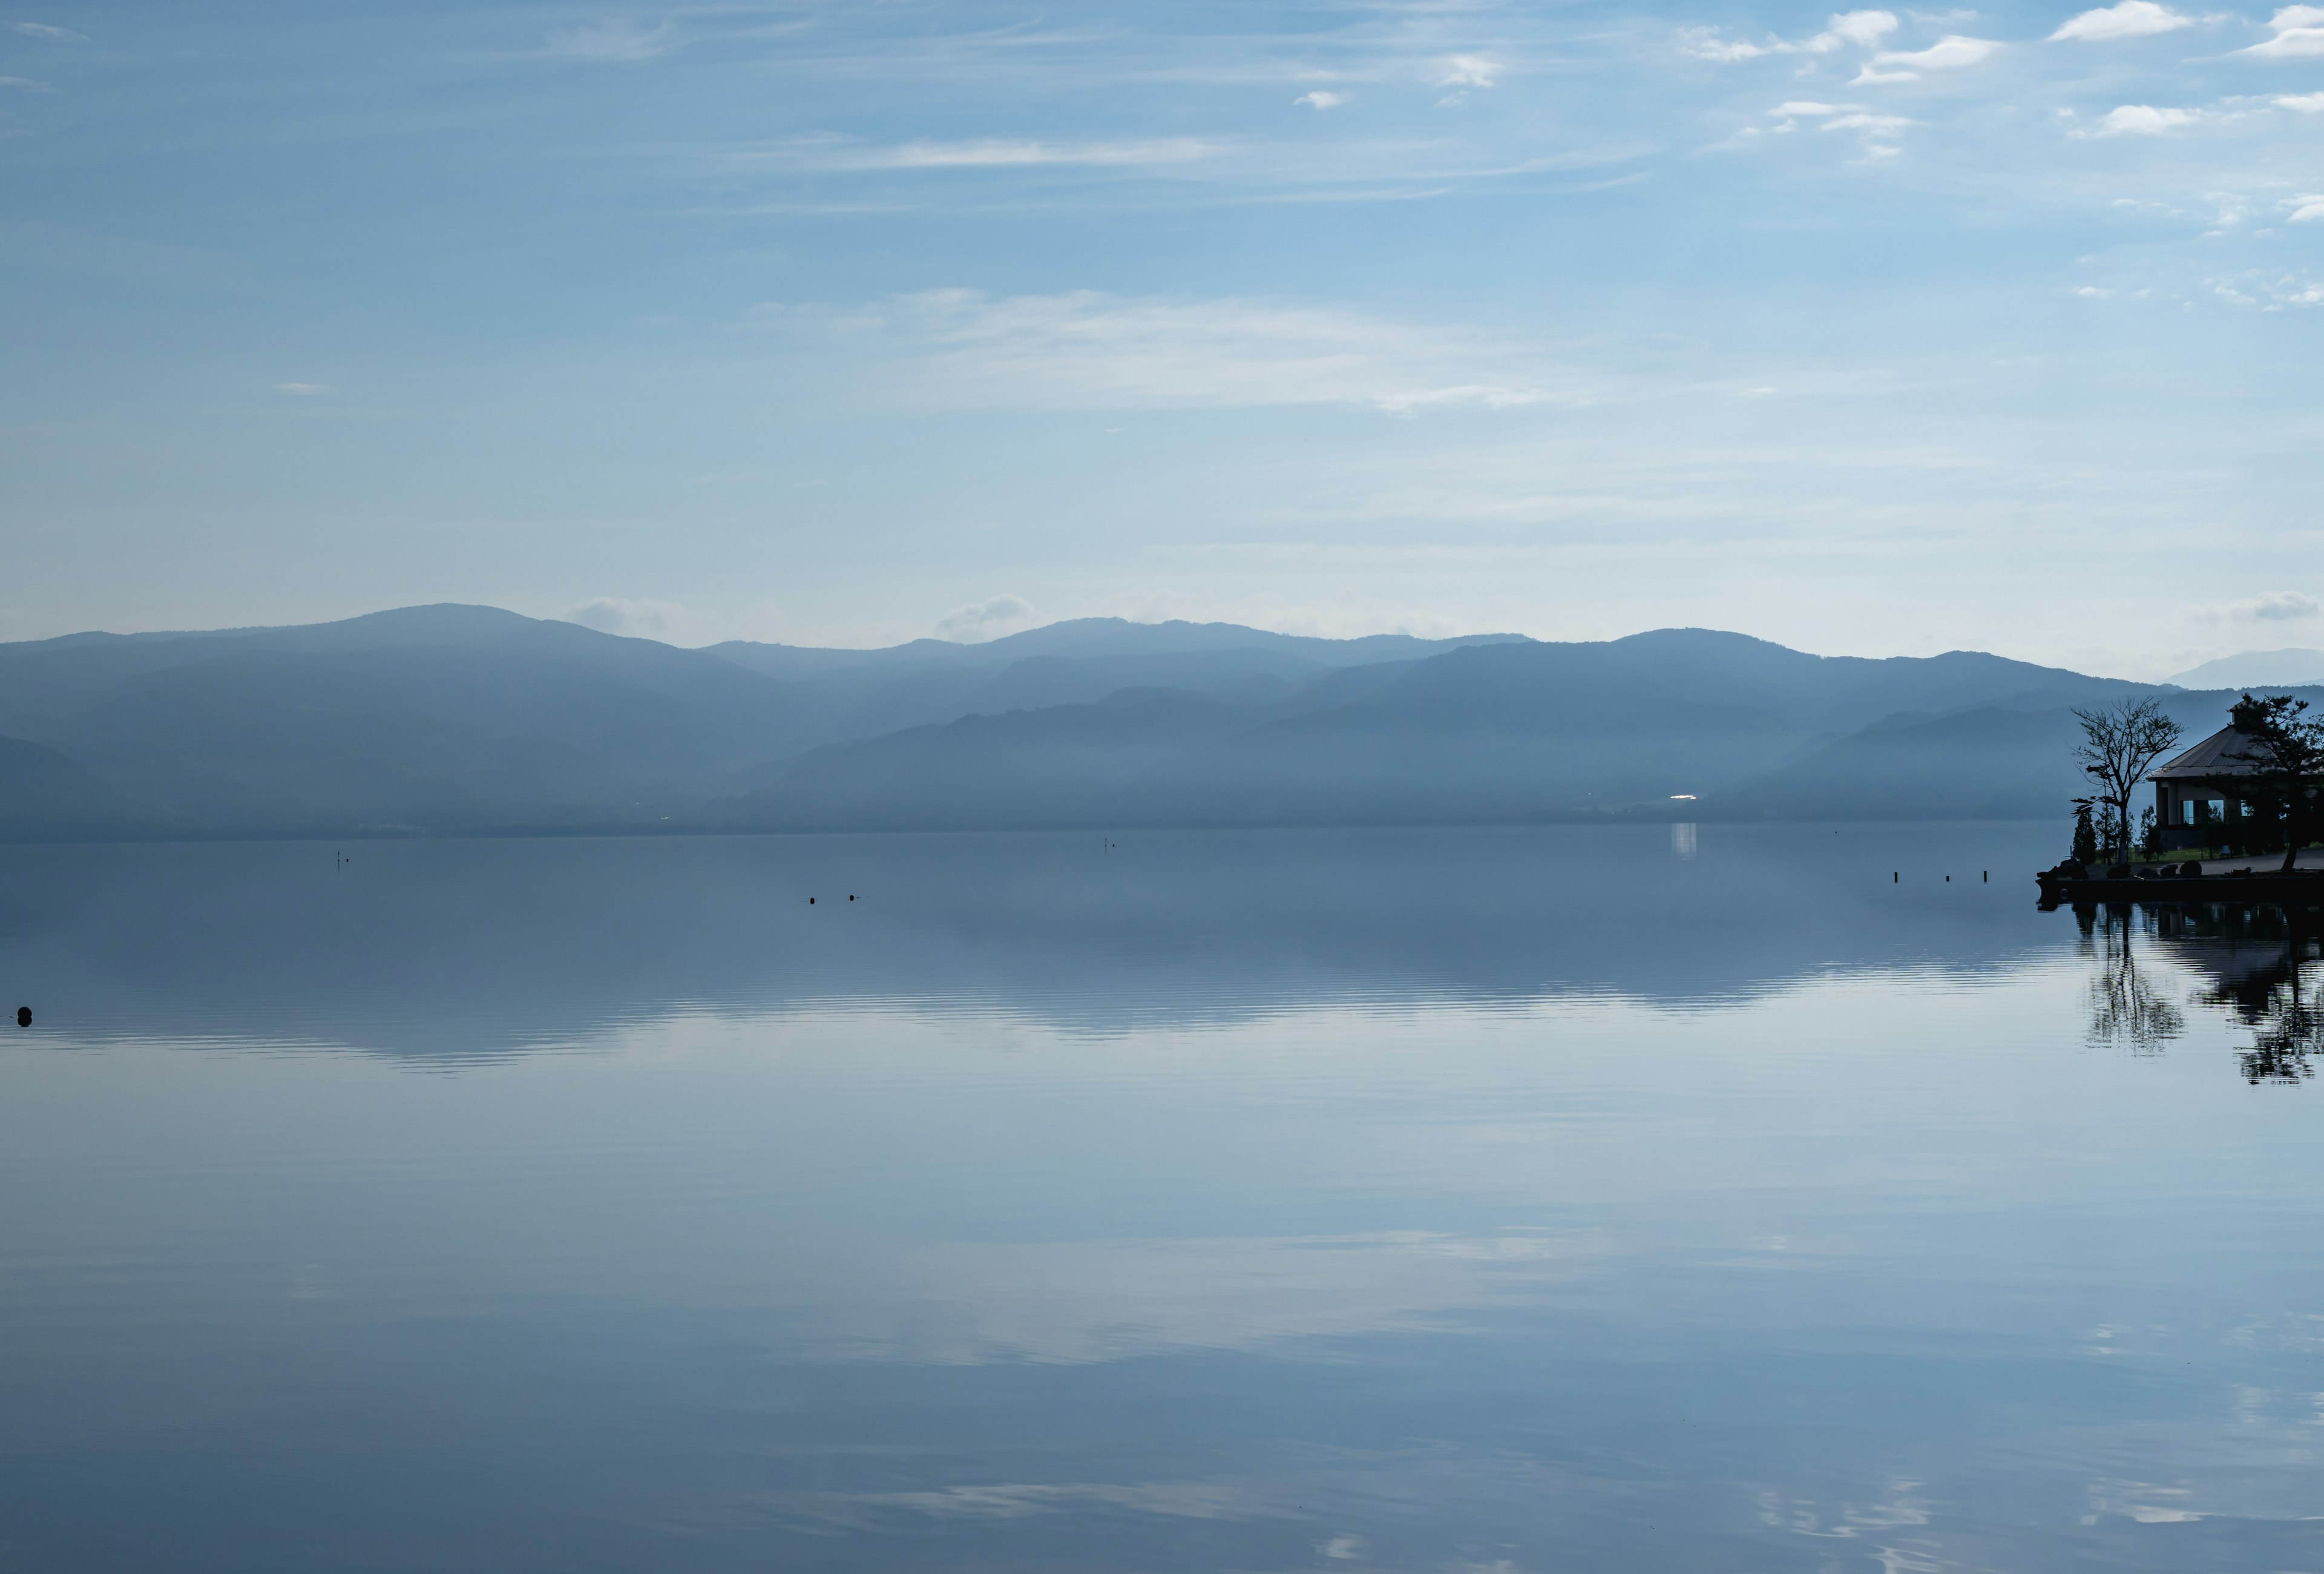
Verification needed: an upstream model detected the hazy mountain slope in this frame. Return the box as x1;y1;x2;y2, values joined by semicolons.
704;621;1530;744
1714;686;2323;823
0;607;818;837
0;737;149;840
720;632;2187;834
706;617;1528;679
1719;708;2090;820
2168;650;2324;689
741;691;1260;831
1544;630;2145;732
0;606;2194;840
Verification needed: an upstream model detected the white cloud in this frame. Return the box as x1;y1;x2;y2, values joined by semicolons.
767;137;1226;171
935;594;1037;641
1432;54;1503;87
1681;10;1898;59
2050;1;2199;41
2241;4;2324;54
2277;90;2324;108
1295;90;1346;109
547;19;678;62
2076;284;2115;295
0;74;50;90
1765;100;1916;140
1822;111;1917;133
563;597;706;642
1852;33;2001;79
8;20;85;41
2194;591;2321;622
2209;271;2324;306
780;289;1583;416
1679;28;1781;60
274;382;329;395
2087;103;2202;133
2283;192;2324;220
1813;10;1906;47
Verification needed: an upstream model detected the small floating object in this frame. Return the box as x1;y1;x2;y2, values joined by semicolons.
15;1007;28;1027
849;894;855;901
809;897;816;904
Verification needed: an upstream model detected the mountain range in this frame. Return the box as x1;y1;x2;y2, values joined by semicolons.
2166;648;2324;690
0;604;2291;841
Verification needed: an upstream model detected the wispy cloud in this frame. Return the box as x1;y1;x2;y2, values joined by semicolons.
2279;90;2324;109
1431;54;1502;88
1764;100;1914;142
1852;34;2000;82
2283;192;2324;220
2210;271;2324;306
1823;111;1916;134
760;136;1227;171
1294;90;1346;109
563;596;707;642
8;20;85;41
1687;9;1899;59
274;382;330;395
547;19;681;63
2194;590;2320;622
768;289;1585;416
2240;4;2324;56
0;74;50;90
2050;1;2202;41
2084;103;2205;134
934;593;1036;641
1679;9;1899;61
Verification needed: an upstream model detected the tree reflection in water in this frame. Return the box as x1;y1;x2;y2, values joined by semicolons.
2077;903;2184;1055
2136;903;2324;1084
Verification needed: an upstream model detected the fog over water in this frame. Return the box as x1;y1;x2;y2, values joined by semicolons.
2;823;2322;1572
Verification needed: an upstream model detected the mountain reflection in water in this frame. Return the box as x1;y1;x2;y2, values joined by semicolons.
4;823;2324;1574
0;822;2061;1057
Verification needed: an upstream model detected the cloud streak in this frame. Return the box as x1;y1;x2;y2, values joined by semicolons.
1852;34;2000;82
2240;4;2324;56
758;137;1227;171
547;19;681;62
2194;591;2321;622
1679;9;1899;60
771;290;1587;416
934;594;1037;640
2049;2;2202;41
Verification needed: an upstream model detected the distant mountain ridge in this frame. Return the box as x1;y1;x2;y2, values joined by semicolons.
2168;648;2324;690
0;604;2216;841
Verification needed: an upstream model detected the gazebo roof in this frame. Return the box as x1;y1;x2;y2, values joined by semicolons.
2148;723;2263;782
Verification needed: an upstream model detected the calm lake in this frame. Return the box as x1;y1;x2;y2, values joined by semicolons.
1;823;2320;1573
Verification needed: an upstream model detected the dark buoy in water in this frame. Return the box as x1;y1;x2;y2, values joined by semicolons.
849;894;855;901
1946;874;1951;882
809;897;816;904
15;1007;28;1028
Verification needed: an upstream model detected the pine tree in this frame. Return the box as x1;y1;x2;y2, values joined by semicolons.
2071;799;2098;866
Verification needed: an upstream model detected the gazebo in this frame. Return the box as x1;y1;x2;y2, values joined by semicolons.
2147;697;2271;852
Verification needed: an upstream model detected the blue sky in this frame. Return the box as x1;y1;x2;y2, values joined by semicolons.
1;0;2319;674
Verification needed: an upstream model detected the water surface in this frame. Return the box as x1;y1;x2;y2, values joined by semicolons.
1;823;2319;1572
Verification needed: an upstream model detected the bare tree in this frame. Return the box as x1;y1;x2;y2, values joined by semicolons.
2207;693;2324;874
2071;696;2183;863
2083;905;2184;1054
